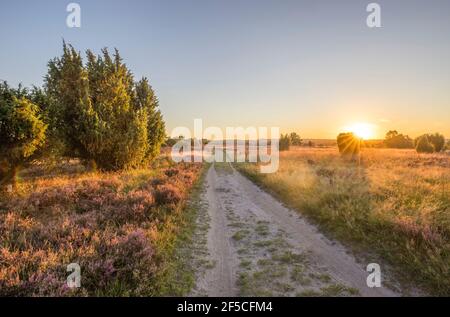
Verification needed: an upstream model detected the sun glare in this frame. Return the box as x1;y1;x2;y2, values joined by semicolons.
344;122;376;139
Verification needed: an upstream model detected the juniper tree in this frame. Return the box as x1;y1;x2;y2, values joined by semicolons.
45;43;165;170
0;82;47;186
134;77;166;160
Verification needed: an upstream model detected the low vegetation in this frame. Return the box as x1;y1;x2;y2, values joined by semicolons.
0;156;203;296
236;147;450;295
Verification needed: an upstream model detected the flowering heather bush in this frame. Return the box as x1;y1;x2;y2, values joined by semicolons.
154;184;183;206
0;161;202;296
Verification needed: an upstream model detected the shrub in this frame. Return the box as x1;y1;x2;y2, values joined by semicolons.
384;130;413;149
427;133;446;152
337;132;360;157
414;133;445;153
45;43;165;170
0;82;47;186
279;134;291;151
289;132;302;146
154;184;183;205
415;135;435;153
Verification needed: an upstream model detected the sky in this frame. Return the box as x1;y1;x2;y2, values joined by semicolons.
1;0;449;139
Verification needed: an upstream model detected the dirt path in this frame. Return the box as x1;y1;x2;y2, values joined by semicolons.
191;163;398;297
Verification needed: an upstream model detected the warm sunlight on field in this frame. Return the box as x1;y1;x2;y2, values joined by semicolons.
237;147;450;295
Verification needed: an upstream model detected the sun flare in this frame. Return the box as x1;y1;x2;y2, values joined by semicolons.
343;122;376;139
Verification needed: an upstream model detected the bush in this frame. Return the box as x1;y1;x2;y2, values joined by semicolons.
427;133;446;152
279;134;291;151
414;133;445;153
45;43;165;170
289;132;302;146
0;82;47;186
384;130;413;149
154;184;183;205
415;135;435;153
337;132;360;157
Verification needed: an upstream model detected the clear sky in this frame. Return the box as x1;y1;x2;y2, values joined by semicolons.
1;0;449;139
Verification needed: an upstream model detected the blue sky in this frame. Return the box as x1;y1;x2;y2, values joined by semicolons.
1;0;449;138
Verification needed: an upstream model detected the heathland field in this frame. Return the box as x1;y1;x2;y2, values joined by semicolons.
0;156;203;296
236;147;450;295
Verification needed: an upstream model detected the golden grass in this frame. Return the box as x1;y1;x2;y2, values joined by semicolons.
236;147;450;295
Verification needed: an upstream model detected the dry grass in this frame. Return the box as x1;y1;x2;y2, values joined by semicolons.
236;147;450;295
0;155;203;296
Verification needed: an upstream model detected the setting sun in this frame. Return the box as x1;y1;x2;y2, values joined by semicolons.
343;122;376;139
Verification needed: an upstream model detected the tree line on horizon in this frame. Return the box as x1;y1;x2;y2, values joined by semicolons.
336;130;447;156
278;129;448;156
0;42;165;187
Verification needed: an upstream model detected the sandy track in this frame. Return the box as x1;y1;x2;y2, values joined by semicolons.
193;165;240;296
192;164;398;297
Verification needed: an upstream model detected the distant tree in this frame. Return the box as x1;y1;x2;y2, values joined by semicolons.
0;82;47;187
414;133;445;153
384;130;413;149
307;140;314;147
415;135;435;153
45;43;165;170
289;132;303;146
279;134;291;151
337;132;360;157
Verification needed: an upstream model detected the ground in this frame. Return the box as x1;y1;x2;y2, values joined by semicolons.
189;162;398;296
0;156;203;296
1;147;449;296
236;147;450;295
